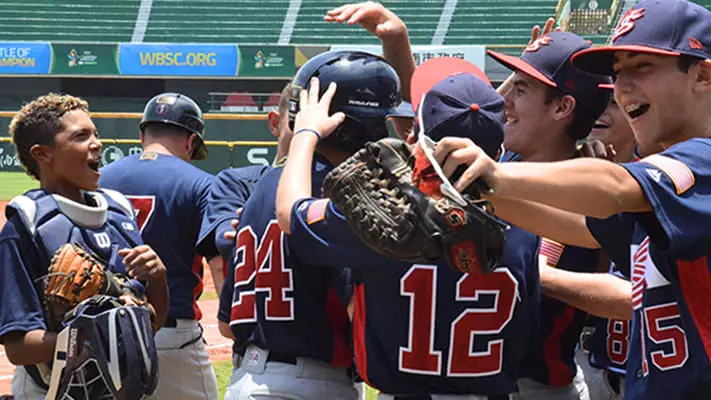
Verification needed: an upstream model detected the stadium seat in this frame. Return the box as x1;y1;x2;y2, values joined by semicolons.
221;92;260;113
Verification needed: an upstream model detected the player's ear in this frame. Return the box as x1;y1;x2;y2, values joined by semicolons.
692;60;711;94
553;94;576;121
29;143;53;167
267;110;281;138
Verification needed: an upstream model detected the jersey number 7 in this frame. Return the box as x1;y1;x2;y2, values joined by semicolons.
399;265;518;377
230;221;294;322
126;196;156;232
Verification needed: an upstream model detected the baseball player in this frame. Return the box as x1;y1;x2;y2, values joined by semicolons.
0;93;168;399
222;50;413;400
485;31;612;399
99;93;218;399
277;57;541;398
432;1;711;398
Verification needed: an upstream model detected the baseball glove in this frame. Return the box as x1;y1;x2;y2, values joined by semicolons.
43;243;156;331
322;138;507;274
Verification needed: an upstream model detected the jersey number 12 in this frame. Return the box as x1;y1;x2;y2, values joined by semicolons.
399;265;518;377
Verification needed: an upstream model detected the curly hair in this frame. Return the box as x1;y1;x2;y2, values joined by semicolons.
9;93;89;180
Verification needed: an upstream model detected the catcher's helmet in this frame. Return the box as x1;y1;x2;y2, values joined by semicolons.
45;296;158;400
140;92;207;160
289;51;413;155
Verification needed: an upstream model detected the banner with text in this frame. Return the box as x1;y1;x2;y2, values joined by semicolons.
51;43;119;75
238;45;295;77
0;42;51;74
118;43;240;76
329;44;487;72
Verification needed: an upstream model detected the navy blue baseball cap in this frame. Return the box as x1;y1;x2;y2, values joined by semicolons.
411;58;504;158
573;0;711;76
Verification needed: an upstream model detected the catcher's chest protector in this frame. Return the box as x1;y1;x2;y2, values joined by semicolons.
7;189;142;276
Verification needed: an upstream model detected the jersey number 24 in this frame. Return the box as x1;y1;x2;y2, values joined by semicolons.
399;265;518;377
231;221;294;322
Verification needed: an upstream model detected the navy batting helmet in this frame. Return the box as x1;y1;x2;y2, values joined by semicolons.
289;51;413;155
140;92;207;160
45;296;158;400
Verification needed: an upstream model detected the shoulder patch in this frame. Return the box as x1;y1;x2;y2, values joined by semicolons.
540;238;565;267
100;189;135;218
8;195;38;234
306;199;330;225
641;154;694;195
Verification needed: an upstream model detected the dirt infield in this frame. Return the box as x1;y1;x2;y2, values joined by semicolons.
0;202;231;394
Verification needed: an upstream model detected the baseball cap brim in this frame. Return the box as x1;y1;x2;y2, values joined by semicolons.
386;100;415;119
486;49;558;88
411;57;490;113
572;45;681;76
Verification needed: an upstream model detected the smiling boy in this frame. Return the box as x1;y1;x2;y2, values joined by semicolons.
0;93;168;399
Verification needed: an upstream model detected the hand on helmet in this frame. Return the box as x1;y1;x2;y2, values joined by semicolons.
294;77;345;141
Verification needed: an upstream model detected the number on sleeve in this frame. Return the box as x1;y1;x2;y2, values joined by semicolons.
126;196;156;233
230;221;294;324
399;265;519;377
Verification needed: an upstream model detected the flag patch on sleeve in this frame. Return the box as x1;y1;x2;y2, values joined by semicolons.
642;154;695;194
540;238;565;267
306;199;330;225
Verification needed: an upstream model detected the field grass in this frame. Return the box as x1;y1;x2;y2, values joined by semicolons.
214;359;233;399
0;171;37;200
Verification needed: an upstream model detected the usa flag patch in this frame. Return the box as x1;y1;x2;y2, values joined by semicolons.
642;154;695;194
306;199;329;225
540;238;565;267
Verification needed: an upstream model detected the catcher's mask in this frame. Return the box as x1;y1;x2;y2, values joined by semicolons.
289;50;414;155
45;296;158;400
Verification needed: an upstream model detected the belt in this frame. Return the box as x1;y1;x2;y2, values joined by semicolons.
266;351;298;365
605;371;622;395
161;318;205;349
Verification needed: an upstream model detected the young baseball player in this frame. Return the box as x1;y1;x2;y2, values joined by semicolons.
276;57;542;398
432;1;711;397
0;93;168;399
222;51;413;400
485;31;612;400
99;93;218;399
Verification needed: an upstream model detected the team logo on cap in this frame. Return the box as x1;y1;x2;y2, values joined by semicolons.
612;8;645;43
690;37;704;50
524;36;553;53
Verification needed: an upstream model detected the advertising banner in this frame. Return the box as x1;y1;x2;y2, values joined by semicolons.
329;44;487;71
118;43;239;76
51;43;119;75
0;42;52;74
238;45;294;77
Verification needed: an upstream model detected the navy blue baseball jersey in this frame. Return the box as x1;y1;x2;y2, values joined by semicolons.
586;138;711;399
0;189;142;384
100;151;213;321
521;239;601;386
288;195;541;396
207;166;271;325
227;156;352;367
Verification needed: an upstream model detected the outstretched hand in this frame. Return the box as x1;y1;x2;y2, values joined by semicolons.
325;2;407;39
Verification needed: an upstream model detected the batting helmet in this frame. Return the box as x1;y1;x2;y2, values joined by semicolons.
140;92;207;160
289;51;413;155
45;296;159;400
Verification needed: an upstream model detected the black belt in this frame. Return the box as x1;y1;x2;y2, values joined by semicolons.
161;318;205;349
266;351;298;365
605;371;623;395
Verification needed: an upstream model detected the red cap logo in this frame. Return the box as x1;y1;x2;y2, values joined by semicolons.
524;36;553;53
690;37;703;50
612;8;645;43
